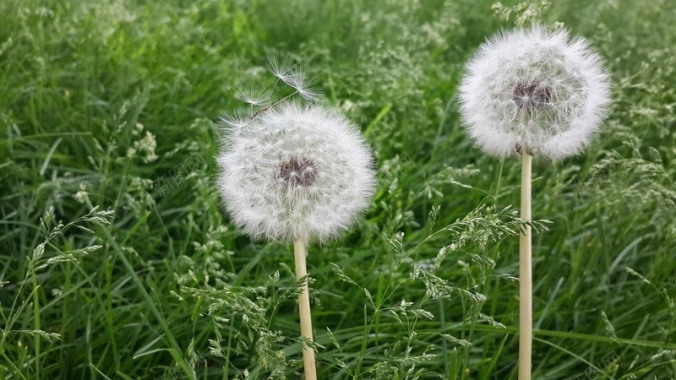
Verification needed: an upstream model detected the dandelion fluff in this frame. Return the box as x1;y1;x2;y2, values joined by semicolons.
459;25;611;160
217;102;376;243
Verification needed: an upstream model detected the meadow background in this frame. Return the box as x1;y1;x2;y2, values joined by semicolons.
1;0;675;378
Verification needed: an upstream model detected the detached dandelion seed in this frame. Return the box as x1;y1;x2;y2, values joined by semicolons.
458;25;610;380
217;102;376;379
234;86;272;107
266;52;322;102
286;69;322;101
266;52;294;85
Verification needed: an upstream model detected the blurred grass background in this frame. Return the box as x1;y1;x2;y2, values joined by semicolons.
0;0;674;379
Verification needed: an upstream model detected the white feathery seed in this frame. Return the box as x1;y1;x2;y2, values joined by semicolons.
217;102;376;243
234;87;272;107
285;68;321;101
266;52;294;84
265;52;321;101
459;25;611;160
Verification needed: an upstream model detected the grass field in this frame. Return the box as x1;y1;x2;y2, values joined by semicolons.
1;0;675;379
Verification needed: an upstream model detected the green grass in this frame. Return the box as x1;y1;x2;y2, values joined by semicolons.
1;0;675;379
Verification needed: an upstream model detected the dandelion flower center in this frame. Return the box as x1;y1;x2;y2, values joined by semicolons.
512;81;553;112
277;157;318;188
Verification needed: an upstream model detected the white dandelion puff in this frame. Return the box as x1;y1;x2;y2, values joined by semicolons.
459;25;611;160
216;102;376;243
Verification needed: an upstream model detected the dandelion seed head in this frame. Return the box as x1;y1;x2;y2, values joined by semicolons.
217;102;376;243
459;25;611;160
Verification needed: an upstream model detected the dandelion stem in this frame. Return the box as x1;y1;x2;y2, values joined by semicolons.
519;150;533;380
293;237;317;380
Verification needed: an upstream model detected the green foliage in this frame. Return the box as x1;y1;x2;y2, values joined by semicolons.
0;0;674;379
